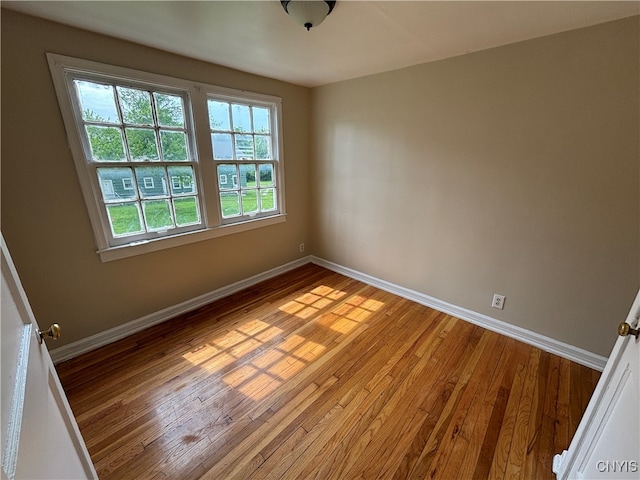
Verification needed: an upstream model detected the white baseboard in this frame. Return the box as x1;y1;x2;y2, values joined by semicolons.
51;254;608;371
310;256;608;371
49;256;312;364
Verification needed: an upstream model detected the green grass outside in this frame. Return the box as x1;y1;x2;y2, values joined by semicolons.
220;189;275;218
108;190;275;236
174;197;200;224
107;197;201;236
107;204;143;236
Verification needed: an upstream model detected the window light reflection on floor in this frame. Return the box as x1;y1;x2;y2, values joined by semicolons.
181;284;385;401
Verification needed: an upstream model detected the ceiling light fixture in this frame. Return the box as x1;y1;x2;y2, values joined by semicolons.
280;1;336;31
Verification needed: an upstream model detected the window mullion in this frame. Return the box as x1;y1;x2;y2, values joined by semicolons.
146;90;165;162
111;89;132;163
190;86;221;226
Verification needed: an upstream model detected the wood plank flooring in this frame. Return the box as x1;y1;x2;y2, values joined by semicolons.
56;264;599;479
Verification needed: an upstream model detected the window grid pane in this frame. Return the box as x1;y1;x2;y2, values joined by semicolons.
117;87;154;125
86;125;127;162
173;197;200;226
215;162;276;217
106;203;144;237
209;98;279;220
72;78;203;240
74;79;192;164
142;200;175;231
95;162;200;237
208;100;275;161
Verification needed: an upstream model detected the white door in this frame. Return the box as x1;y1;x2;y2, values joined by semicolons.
1;236;97;480
553;288;640;479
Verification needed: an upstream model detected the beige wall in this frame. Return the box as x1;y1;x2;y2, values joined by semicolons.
310;16;639;357
1;10;310;347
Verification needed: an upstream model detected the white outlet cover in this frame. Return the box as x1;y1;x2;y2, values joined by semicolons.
492;294;505;309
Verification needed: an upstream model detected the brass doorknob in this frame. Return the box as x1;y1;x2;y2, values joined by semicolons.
37;323;61;344
618;322;639;339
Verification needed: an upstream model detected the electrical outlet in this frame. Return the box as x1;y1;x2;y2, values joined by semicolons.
299;243;305;253
492;294;505;310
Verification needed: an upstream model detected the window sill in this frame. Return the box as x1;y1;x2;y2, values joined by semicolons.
97;214;286;262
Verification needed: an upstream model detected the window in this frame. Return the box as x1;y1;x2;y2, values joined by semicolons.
101;179;115;196
208;100;278;220
47;54;285;261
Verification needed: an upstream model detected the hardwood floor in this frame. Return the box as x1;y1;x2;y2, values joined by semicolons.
56;264;599;479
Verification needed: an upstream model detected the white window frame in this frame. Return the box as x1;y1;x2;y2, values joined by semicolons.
122;178;133;190
47;53;286;262
143;177;155;189
208;96;281;223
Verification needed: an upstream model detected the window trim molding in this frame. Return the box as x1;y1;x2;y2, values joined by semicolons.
47;53;286;262
98;213;286;261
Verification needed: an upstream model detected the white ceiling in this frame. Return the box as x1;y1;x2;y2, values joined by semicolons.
3;1;639;87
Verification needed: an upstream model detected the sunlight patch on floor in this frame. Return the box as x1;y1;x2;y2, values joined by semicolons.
328;295;384;333
218;336;327;401
182;284;383;401
279;285;348;319
182;320;283;373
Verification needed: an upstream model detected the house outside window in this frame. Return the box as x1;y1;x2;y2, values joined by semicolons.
47;54;285;261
